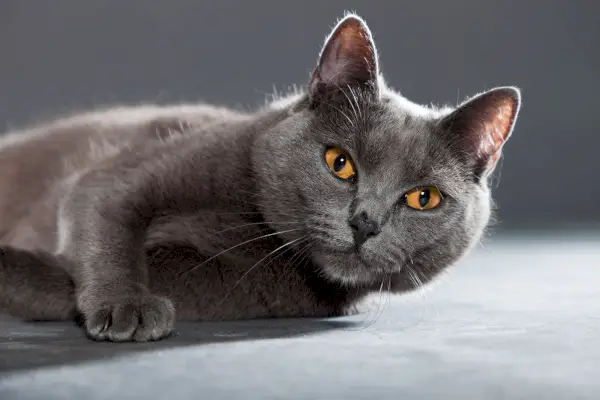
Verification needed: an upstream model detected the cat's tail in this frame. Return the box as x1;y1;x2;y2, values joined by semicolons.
0;246;76;321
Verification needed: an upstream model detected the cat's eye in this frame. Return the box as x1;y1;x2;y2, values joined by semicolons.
324;147;356;181
404;187;442;210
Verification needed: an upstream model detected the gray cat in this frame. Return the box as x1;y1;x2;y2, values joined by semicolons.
0;14;520;342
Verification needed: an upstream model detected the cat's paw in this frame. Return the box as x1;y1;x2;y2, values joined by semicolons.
79;291;176;342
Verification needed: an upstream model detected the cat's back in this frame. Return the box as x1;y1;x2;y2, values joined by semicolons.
0;103;250;244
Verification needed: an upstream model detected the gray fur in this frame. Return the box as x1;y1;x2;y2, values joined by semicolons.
0;14;521;342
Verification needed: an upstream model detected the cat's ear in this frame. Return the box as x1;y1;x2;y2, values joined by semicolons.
309;14;379;106
440;87;521;178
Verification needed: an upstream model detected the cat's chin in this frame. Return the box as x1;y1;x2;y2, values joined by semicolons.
312;249;396;287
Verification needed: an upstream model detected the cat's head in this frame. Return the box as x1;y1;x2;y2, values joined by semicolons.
254;14;521;291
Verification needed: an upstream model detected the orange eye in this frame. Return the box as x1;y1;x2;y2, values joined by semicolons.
405;187;442;210
324;147;356;181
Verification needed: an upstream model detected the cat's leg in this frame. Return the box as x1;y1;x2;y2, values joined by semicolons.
0;245;75;320
55;145;204;342
59;194;176;342
59;186;176;342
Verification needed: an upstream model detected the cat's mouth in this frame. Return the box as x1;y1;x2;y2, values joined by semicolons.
312;246;401;286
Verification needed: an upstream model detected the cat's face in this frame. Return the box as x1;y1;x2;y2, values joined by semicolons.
255;14;520;291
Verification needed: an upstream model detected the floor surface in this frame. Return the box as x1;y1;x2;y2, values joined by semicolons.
0;233;598;399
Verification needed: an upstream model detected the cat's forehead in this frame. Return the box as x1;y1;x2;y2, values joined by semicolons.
316;92;438;142
349;95;466;192
358;97;445;164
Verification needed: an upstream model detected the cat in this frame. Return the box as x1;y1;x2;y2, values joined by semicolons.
0;13;521;342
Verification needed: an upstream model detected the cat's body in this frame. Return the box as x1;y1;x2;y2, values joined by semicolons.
0;104;330;320
0;104;247;252
0;14;521;342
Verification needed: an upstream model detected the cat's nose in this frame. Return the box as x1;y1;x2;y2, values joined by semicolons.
348;211;381;248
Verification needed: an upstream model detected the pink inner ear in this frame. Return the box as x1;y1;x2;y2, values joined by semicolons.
312;16;378;90
480;99;516;167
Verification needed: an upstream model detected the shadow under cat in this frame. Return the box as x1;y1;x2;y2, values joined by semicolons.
0;314;360;374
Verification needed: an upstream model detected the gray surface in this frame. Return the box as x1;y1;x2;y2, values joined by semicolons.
1;1;599;230
0;233;598;399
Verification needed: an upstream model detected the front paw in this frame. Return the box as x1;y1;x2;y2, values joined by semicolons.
78;291;175;342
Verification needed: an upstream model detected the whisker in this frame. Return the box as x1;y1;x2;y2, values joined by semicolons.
413;268;428;302
370;273;394;330
227;236;308;293
215;237;313;312
281;238;315;276
414;265;440;318
371;273;393;330
271;237;314;277
178;228;302;278
295;239;316;270
382;273;392;319
407;264;427;303
360;275;386;328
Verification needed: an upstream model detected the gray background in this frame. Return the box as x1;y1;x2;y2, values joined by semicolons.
0;0;598;232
